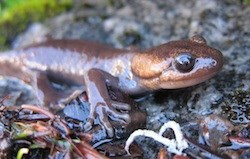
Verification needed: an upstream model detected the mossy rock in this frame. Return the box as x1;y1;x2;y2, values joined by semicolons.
0;0;72;50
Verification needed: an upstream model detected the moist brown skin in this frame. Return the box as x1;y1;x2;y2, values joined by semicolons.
0;35;223;137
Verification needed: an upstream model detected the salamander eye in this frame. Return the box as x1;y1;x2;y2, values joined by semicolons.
174;53;195;73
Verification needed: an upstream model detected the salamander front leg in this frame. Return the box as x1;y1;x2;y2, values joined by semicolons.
35;71;69;108
84;68;131;137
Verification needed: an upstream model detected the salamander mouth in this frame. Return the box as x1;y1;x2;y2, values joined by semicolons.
157;56;222;89
140;56;222;90
159;70;218;89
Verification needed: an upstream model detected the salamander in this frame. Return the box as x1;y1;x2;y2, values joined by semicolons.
0;35;223;137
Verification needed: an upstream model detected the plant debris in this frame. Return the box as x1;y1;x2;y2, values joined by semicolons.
0;103;107;159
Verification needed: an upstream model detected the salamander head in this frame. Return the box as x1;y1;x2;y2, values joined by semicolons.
131;35;223;90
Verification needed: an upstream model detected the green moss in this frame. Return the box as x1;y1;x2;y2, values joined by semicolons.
243;0;250;4
0;0;72;50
